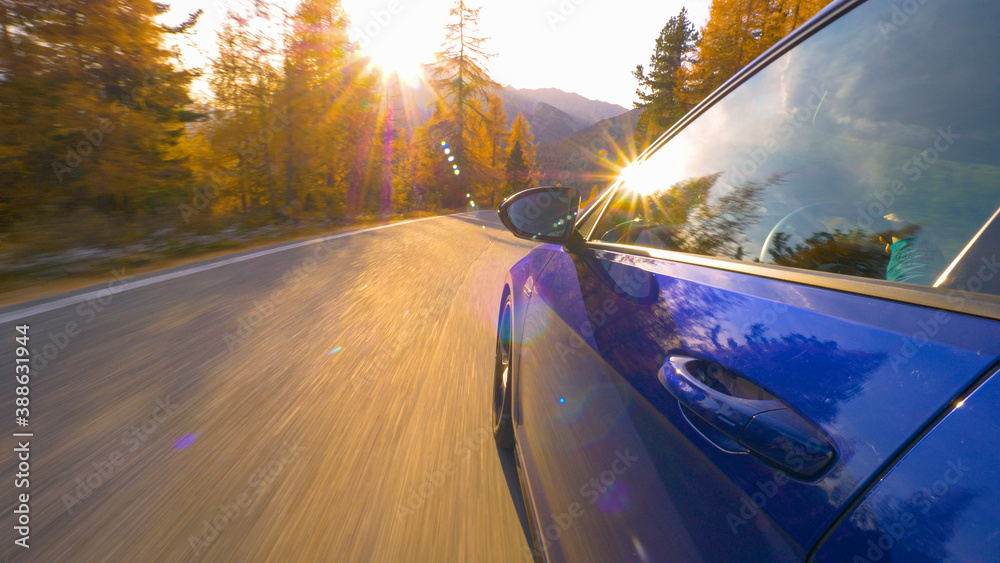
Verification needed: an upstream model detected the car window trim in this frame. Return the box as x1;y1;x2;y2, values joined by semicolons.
584;240;1000;322
934;204;1000;289
576;180;618;239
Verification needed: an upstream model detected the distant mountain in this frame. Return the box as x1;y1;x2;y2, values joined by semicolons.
395;79;629;145
497;86;627;144
536;107;644;199
503;87;627;127
521;102;579;144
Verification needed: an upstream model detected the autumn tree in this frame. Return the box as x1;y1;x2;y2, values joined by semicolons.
205;7;283;216
504;112;538;196
478;93;509;206
411;102;457;208
278;0;380;217
633;8;699;139
483;95;508;171
390;128;417;211
688;0;829;102
426;0;499;207
378;72;409;215
0;0;200;224
783;0;828;30
0;0;49;224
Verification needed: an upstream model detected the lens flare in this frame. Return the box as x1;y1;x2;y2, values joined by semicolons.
174;434;197;450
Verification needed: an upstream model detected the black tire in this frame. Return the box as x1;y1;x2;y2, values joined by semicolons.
493;294;516;449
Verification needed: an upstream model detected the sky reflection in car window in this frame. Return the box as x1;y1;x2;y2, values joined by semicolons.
594;0;1000;294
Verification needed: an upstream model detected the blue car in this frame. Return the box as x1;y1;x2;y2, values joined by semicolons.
492;1;1000;561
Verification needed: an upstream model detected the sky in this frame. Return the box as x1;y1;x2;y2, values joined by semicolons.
162;0;712;109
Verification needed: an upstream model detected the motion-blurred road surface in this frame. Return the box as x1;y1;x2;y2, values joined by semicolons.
0;211;536;562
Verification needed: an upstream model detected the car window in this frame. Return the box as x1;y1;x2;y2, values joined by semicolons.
592;0;1000;297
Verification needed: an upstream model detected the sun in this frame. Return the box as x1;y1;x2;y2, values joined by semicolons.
366;47;427;84
342;0;437;85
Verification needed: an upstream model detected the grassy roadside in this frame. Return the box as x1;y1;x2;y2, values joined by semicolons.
0;209;455;309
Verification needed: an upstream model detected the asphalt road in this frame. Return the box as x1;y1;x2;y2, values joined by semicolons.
0;211;537;562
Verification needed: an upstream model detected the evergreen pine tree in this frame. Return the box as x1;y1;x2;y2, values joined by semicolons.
633;8;699;140
505;140;529;195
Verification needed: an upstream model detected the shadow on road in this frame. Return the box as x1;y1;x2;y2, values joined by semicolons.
496;443;541;561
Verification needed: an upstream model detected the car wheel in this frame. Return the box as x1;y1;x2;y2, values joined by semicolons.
493;293;515;449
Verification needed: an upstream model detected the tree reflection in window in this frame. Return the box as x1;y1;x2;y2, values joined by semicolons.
769;228;889;280
597;172;776;261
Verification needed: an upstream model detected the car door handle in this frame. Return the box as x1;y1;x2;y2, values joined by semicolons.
658;355;836;478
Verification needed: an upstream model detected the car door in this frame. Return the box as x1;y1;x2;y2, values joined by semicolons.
812;363;1000;562
513;1;1000;560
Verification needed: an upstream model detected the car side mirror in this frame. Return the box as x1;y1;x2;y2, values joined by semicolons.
498;186;581;245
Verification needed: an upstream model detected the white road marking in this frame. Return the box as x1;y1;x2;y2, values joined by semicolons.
0;213;473;324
